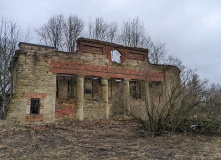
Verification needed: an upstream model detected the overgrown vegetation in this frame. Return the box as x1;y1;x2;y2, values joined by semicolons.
129;68;221;135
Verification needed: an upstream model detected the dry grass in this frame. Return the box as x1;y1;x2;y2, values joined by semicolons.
0;119;221;159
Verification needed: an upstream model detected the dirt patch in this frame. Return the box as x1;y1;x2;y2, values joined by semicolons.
0;120;221;159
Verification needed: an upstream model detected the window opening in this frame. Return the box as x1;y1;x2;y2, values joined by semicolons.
68;76;76;98
108;78;123;98
56;75;76;98
84;77;101;99
85;78;93;99
31;98;40;114
130;81;142;99
111;50;122;63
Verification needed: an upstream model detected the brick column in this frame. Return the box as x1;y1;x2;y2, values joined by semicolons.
77;75;84;120
123;79;130;113
101;78;109;119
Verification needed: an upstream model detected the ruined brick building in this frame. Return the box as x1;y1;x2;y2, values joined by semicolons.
7;38;180;123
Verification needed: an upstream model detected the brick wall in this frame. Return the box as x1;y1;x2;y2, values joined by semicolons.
50;61;165;81
55;98;77;119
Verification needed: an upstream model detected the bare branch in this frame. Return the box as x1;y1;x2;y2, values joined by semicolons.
0;16;21;119
35;14;65;50
64;15;85;52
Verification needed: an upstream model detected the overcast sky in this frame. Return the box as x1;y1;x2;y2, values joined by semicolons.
1;0;221;84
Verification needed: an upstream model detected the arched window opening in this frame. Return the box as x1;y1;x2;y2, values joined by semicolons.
111;50;122;63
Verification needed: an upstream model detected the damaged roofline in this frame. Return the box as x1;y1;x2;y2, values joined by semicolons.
19;42;56;49
19;38;149;53
77;37;149;53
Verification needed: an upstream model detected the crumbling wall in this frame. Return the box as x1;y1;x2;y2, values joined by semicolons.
7;38;180;123
84;100;106;120
7;44;57;123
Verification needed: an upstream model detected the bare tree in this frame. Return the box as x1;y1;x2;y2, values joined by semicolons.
148;41;167;64
87;19;94;40
166;55;185;71
107;22;119;43
0;17;21;119
23;24;33;42
35;14;64;50
64;15;84;52
120;17;150;48
87;17;119;43
87;17;109;41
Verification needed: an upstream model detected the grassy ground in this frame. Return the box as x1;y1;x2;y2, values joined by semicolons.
0;119;221;159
